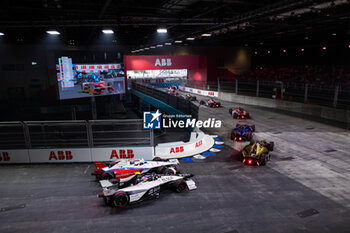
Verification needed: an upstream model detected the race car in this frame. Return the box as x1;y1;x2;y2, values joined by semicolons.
185;93;197;101
229;107;249;119
239;140;274;166
231;124;255;141
97;173;196;208
200;98;221;108
92;158;181;183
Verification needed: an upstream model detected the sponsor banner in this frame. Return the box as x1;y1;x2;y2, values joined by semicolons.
0;150;30;164
91;147;154;161
155;132;214;159
75;64;121;72
29;148;91;163
124;55;201;70
179;86;219;98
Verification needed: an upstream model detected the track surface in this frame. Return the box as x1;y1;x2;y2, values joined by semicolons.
0;91;350;233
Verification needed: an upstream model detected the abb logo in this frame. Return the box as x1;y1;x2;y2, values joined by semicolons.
189;89;193;92
195;140;203;148
49;151;73;160
208;92;215;96
197;90;201;94
110;149;134;159
0;152;10;161
155;58;172;67
170;146;184;154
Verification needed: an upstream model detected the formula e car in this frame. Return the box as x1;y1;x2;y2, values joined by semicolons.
239;140;274;166
200;98;221;108
97;173;196;208
229;107;249;119
231;124;255;141
185;94;197;101
92;158;181;182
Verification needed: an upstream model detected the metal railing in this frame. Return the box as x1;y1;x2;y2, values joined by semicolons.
186;79;350;109
0;120;153;149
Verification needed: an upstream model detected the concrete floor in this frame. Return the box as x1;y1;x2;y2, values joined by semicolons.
1;92;350;233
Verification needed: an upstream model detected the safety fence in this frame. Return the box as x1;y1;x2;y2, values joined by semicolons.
0;120;153;149
0;120;154;164
186;79;350;109
131;81;199;119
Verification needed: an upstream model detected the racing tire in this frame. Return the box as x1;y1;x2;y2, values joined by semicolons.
246;134;252;141
233;113;238;119
268;142;274;151
199;100;205;105
156;166;166;174
153;157;162;161
163;168;176;175
102;171;115;180
229;108;233;114
251;125;255;132
174;180;188;193
171;165;180;174
112;192;129;208
259;154;268;166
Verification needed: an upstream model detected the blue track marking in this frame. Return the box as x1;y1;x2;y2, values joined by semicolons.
202;151;215;156
213;138;222;141
182;157;194;162
213;145;224;149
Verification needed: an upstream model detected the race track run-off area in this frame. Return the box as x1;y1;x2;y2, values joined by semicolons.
0;92;350;233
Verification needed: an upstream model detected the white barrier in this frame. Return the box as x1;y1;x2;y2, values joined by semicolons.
155;130;215;159
179;85;219;98
29;148;92;163
0;147;154;164
0;150;30;164
91;147;154;161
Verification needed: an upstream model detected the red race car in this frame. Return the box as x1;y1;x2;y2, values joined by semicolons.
229;107;250;119
92;158;181;185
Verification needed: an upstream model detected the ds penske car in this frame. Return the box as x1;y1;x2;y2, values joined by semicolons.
239;140;274;166
231;124;255;141
92;158;181;182
200;98;221;108
229;107;250;119
185;93;197;101
97;173;197;208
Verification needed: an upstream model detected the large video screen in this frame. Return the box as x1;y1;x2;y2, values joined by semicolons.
57;57;125;100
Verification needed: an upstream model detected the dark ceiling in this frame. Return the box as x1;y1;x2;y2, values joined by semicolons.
0;0;349;50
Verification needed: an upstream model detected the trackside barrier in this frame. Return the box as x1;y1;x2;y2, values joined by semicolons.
0;120;154;164
178;85;219;98
0;147;154;164
155;129;215;159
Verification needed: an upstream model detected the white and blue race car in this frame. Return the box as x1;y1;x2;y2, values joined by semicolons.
97;173;196;208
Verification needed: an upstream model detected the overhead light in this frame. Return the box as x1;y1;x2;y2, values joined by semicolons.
186;37;195;40
332;33;336;36
157;28;167;33
46;30;60;35
140;48;144;51
301;48;305;52
0;32;4;36
201;33;211;37
131;51;136;53
322;46;327;50
283;49;286;53
150;46;156;49
165;43;172;45
102;29;114;34
304;36;309;40
174;40;182;43
156;44;163;47
144;48;150;50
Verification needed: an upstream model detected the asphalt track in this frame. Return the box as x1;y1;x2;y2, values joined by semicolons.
0;91;350;233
